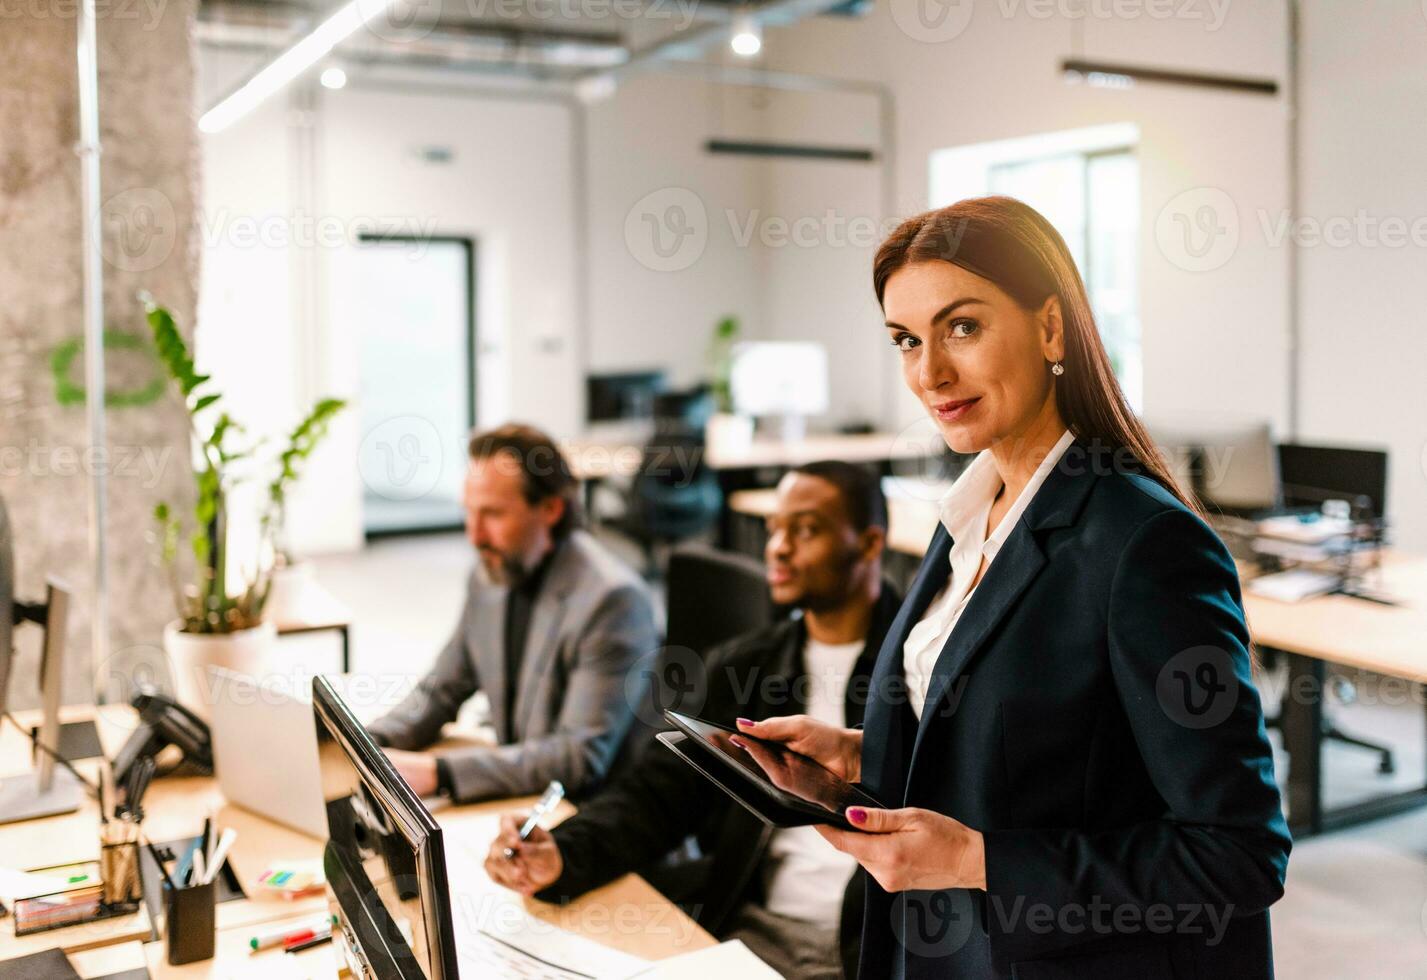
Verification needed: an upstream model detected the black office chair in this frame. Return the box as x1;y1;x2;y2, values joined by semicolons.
607;545;777;769
665;546;777;656
608;546;780;900
619;389;724;575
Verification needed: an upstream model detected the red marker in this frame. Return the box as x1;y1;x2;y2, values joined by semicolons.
282;925;332;950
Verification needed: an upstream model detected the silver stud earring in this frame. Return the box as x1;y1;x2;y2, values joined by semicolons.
1051;361;1065;376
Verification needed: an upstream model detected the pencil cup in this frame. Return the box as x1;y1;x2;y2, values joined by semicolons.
164;878;217;965
99;822;143;907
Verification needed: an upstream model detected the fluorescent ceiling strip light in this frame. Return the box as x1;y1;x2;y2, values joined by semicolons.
200;0;399;133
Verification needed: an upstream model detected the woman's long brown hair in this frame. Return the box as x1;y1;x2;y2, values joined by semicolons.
873;196;1200;515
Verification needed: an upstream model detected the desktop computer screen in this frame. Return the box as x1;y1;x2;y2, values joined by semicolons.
586;371;667;423
1148;420;1280;515
729;341;830;418
313;676;459;980
1278;443;1389;519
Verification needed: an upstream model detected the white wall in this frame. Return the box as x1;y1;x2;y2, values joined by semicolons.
583;73;766;389
197;0;1427;551
1295;0;1427;549
753;0;1292;436
198;66;584;555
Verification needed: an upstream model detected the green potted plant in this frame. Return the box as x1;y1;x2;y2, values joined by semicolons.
705;315;753;454
145;298;345;718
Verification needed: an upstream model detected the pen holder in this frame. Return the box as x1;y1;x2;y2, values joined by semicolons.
163;878;217;965
99;822;143;908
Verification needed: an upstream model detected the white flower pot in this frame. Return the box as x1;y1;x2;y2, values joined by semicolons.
163;620;277;723
705;412;754;457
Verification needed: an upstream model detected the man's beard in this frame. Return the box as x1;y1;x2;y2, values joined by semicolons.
479;547;529;587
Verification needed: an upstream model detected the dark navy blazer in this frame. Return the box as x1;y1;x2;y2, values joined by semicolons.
857;442;1291;979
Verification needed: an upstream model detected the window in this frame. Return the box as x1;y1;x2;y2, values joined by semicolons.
930;127;1142;408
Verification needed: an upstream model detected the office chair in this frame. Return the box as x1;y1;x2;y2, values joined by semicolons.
619;388;724;575
665;546;777;656
610;546;780;900
607;546;777;773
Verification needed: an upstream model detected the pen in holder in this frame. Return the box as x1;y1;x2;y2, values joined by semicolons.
163;876;217;965
99;821;143;908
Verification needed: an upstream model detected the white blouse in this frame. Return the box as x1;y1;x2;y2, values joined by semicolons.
902;430;1076;720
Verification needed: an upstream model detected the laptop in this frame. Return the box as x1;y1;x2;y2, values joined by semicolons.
208;667;327;839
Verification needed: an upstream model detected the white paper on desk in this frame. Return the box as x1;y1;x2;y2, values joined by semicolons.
1246;569;1339;603
455;910;650;979
0;868;79;908
618;940;781;979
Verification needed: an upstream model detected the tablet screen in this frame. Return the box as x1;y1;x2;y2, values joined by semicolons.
664;711;877;818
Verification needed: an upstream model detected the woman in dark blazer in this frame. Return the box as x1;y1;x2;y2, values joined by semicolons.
737;197;1290;979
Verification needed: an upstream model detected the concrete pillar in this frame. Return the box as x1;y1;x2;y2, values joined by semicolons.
0;3;200;705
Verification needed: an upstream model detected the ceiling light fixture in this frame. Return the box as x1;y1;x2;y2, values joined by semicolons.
200;0;399;133
730;11;762;57
1060;58;1278;96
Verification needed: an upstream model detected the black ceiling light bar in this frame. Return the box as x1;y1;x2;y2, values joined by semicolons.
705;139;876;162
1061;58;1279;96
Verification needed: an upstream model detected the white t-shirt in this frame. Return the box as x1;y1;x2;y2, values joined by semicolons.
759;636;865;928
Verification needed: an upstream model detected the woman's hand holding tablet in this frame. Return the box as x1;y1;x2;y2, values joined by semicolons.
733;715;863;783
735;713;986;893
660;711;881;831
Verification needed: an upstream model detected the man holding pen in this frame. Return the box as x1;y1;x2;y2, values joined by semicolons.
486;461;899;980
367;424;659;804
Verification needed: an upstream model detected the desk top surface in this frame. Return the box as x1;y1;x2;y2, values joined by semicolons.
566;430;933;480
0;703;713;977
730;488;1427;682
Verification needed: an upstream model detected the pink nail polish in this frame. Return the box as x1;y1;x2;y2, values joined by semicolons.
736;717;753;727
848;807;868;825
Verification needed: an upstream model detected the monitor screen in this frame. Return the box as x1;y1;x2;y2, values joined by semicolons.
1278;443;1389;518
587;371;667;423
729;342;830;418
1148;420;1279;514
313;676;459;980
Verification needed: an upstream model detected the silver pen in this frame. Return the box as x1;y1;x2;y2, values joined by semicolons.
503;780;565;860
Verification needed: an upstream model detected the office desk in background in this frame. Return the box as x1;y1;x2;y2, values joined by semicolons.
564;429;936;482
729;488;1427;838
0;702;713;977
569;430;940;544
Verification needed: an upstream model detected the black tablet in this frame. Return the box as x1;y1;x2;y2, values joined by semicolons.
660;710;882;831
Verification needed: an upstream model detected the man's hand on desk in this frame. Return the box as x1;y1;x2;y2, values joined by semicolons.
384;748;438;797
484;812;563;897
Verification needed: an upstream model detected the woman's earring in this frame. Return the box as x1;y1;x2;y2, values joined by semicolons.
1051;361;1065;376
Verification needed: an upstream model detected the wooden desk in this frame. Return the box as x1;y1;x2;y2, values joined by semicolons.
729;489;1427;837
564;430;936;482
0;703;712;976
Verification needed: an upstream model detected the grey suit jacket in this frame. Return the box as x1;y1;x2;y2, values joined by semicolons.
366;530;657;802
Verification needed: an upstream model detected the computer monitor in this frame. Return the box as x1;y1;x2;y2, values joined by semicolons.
1148;420;1280;516
729;342;829;439
0;578;82;824
1278;443;1389;519
586;371;667;424
313;675;460;980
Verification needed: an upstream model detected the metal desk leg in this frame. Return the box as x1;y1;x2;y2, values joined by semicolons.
340;625;351;674
1280;651;1324;838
